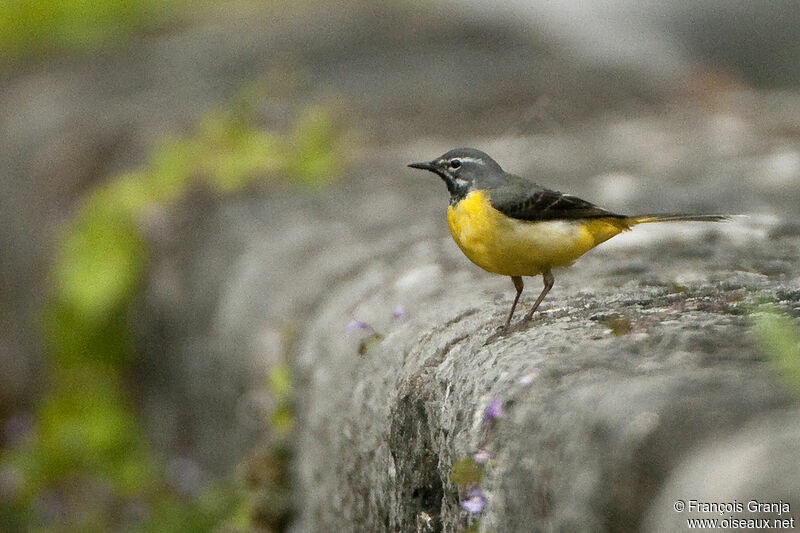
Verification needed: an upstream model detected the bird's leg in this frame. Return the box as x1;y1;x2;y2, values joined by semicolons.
524;269;554;322
505;275;524;328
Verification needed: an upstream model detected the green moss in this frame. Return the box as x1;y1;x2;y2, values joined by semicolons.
450;457;483;487
601;315;633;336
751;306;800;399
358;332;384;356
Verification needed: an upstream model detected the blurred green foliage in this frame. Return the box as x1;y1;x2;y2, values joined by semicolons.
0;0;181;66
751;306;800;400
268;363;294;437
237;362;297;531
144;483;245;533
0;78;349;531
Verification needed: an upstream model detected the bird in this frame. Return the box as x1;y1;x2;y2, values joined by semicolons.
408;148;728;329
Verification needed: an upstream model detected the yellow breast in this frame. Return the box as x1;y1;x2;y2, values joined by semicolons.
446;190;627;276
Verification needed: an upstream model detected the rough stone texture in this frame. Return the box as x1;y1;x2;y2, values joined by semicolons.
3;1;800;530
644;411;800;532
281;182;800;532
136;108;800;529
134;89;800;486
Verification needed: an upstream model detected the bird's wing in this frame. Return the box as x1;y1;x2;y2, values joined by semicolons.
489;176;625;221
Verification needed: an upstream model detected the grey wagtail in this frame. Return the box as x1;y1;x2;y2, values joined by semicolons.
409;148;728;328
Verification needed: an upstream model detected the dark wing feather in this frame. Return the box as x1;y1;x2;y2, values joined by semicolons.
489;176;626;221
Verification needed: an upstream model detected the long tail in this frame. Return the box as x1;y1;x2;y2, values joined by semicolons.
629;213;730;224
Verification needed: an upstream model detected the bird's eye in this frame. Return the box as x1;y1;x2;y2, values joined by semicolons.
449;159;462;169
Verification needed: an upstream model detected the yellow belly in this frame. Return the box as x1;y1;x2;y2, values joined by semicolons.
446;190;628;276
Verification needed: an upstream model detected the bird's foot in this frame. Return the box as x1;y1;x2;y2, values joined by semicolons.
485;319;527;344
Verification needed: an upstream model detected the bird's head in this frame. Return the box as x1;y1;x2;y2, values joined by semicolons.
408;148;503;203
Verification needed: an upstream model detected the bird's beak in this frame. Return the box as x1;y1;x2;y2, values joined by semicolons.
408;161;436;171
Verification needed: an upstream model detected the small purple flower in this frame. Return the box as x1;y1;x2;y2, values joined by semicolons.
345;319;372;335
460;488;486;514
517;368;540;386
473;449;492;464
483;398;503;422
392;305;407;320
